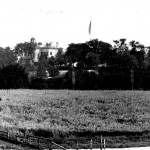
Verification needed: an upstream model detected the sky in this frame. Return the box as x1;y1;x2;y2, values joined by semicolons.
0;0;150;49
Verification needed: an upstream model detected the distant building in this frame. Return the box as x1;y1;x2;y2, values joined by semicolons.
34;42;62;62
19;39;63;66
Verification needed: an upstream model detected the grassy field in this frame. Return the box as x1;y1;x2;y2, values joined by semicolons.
0;90;150;148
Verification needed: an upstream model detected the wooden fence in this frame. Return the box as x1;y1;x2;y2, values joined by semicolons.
0;129;106;149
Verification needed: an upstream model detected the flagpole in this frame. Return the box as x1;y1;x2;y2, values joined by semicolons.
89;19;92;41
90;32;91;41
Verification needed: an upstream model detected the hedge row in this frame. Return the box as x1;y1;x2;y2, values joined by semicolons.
29;67;150;90
0;64;150;90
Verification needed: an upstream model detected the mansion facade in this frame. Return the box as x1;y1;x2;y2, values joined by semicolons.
34;44;62;62
19;38;62;66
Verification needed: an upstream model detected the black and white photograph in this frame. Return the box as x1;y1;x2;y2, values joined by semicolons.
0;0;149;149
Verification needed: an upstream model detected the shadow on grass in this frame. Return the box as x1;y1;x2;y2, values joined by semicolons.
30;129;150;148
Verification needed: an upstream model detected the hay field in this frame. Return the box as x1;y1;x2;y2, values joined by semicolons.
1;89;150;148
0;89;149;134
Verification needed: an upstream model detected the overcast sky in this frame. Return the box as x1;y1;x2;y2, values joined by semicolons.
0;0;150;49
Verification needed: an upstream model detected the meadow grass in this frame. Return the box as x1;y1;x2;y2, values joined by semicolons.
0;90;150;147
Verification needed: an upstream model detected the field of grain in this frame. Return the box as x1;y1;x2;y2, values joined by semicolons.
0;90;149;132
0;90;150;147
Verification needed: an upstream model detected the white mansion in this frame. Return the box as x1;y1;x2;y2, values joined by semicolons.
34;42;62;63
20;38;63;65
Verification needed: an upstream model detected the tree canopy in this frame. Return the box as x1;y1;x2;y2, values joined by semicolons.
64;38;150;70
65;39;112;68
14;41;37;57
0;47;17;68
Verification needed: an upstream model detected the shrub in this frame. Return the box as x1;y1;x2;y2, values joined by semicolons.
0;64;28;89
29;77;48;89
64;69;99;90
47;77;65;89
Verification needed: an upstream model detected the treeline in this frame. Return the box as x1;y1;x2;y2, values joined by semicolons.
28;67;150;90
0;38;150;90
28;38;150;90
0;63;150;90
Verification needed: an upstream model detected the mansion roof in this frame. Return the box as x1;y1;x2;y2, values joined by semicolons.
36;46;62;50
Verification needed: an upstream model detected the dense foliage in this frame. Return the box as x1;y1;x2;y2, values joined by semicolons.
0;47;17;68
0;64;28;89
14;38;37;57
0;38;150;90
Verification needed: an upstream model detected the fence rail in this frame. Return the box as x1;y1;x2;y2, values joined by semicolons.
0;129;106;149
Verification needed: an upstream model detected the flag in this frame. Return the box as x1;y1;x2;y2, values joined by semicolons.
89;20;91;34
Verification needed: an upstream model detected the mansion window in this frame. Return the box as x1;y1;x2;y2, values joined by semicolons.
41;52;48;56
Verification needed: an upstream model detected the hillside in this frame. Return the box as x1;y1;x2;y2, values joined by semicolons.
0;90;150;147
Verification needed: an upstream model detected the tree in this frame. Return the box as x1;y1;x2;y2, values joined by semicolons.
55;49;66;67
129;40;146;68
65;39;112;67
48;56;56;66
0;47;17;68
111;39;142;68
37;55;48;78
14;38;37;57
84;52;100;67
14;38;38;74
144;47;150;67
95;40;113;65
47;65;59;77
86;39;113;65
37;55;59;78
0;64;28;89
113;39;128;53
65;43;82;65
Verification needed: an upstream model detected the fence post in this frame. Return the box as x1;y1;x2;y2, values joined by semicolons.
104;138;105;150
28;136;30;145
90;139;92;150
76;140;78;150
49;140;52;150
7;130;9;139
25;135;28;145
100;135;103;150
38;137;40;149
